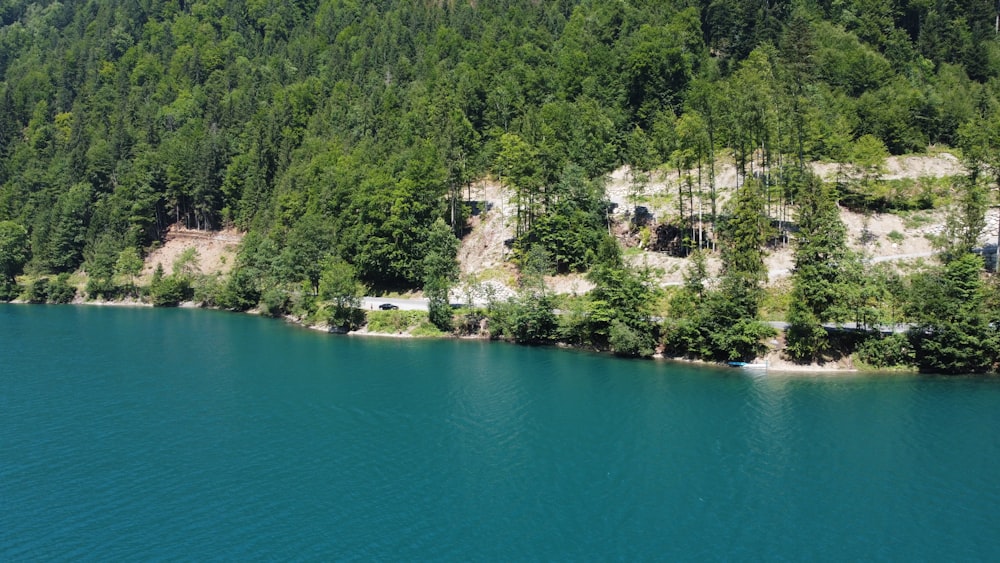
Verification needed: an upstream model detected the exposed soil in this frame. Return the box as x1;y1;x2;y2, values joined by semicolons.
601;153;978;285
146;153;990;302
457;180;516;277
141;224;242;282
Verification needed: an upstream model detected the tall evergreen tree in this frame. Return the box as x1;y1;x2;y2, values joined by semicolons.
683;179;775;362
785;173;849;362
422;218;459;331
719;179;769;318
909;253;999;374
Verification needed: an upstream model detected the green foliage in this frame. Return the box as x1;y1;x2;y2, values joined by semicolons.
427;297;454;333
259;287;290;318
318;256;365;330
366;310;429;334
838;134;889;210
786;174;850;361
856;333;915;370
83;235;121;300
487;294;559;345
192;274;224;308
172;248;201;279
585;262;661;356
41;182;93;273
674;291;776;362
664;226;775;362
608;320;655;358
326;304;365;333
410;321;447;338
220;267;261;312
813;21;892;97
0;279;19;302
519;181;608;273
717;180;769;320
47;273;76;304
423;218;459;331
555;294;592;346
784;304;828;363
84;277;118;301
150;275;191;307
115;247;143;296
907;253;999;373
936;175;989;263
26;277;48;304
0;220;29;283
911;320;999;375
0;0;997;371
276;213;334;292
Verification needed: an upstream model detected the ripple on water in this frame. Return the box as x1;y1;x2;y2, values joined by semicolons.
3;306;1000;559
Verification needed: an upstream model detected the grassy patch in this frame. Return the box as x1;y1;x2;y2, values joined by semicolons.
640;193;673;211
899;210;936;230
471;267;517;288
838;175;954;213
410;321;446;337
365;309;446;336
761;280;793;321
365;310;428;333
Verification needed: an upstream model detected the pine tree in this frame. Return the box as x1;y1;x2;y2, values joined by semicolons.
691;179;775;362
909;253;999;374
785;173;849;362
719;179;769;319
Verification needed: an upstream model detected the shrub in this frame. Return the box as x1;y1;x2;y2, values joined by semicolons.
289;282;318;319
0;280;18;301
856;332;915;369
219;268;260;311
193;275;224;307
259;287;290;318
150;275;190;307
455;309;486;336
486;295;558;344
328;305;365;331
27;278;49;303
784;319;829;363
660;318;706;359
85;277;118;300
609;320;655;357
47;274;77;303
427;294;454;332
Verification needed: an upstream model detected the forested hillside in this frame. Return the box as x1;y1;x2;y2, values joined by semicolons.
1;0;999;371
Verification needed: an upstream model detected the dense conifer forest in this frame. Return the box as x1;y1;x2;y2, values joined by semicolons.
1;0;999;372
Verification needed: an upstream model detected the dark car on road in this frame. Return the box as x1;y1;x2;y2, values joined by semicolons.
379;303;399;310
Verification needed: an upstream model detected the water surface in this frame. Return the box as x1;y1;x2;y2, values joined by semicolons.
2;305;999;559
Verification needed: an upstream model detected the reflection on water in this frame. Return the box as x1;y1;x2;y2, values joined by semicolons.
2;306;1000;560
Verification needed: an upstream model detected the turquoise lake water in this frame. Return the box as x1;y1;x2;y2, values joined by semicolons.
2;304;1000;560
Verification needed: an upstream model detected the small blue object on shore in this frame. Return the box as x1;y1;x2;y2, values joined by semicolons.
728;361;768;370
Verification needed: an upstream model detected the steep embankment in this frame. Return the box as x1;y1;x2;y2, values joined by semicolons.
152;153;983;297
598;152;981;285
141;225;242;282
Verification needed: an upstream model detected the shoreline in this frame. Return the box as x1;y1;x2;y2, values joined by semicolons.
653;353;864;375
3;299;884;375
